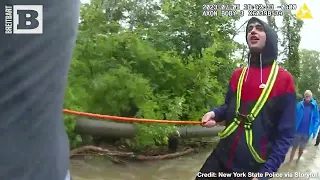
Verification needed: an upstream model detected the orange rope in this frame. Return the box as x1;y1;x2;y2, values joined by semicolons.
63;109;203;125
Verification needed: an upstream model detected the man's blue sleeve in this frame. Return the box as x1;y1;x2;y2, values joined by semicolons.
313;104;319;136
210;84;233;122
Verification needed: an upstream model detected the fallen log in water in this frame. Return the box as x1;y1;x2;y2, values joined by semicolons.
131;148;195;161
75;118;224;138
70;145;196;162
70;145;131;165
70;145;134;157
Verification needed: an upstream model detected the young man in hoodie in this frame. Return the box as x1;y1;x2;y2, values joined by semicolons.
196;17;296;180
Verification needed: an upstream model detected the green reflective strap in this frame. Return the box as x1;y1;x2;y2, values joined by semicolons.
236;67;247;110
218;67;247;138
245;128;265;163
218;118;240;138
218;61;279;164
244;61;279;163
249;62;279;121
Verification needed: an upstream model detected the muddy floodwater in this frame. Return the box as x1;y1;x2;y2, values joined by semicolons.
71;140;320;180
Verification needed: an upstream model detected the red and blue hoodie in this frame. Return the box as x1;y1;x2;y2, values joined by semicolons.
212;17;296;176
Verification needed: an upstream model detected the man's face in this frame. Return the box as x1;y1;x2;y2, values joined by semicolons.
305;94;312;102
246;22;266;52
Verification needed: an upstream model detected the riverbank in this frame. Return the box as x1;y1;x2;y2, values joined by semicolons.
69;118;222;164
70;137;218;164
70;148;214;180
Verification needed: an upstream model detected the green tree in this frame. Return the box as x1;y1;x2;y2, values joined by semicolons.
297;49;320;99
280;0;303;80
63;0;250;150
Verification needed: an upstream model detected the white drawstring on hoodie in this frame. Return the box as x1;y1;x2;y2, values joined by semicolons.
245;54;266;88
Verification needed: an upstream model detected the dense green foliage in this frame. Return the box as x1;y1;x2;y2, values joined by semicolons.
296;49;320;100
64;0;241;149
63;0;315;150
280;2;303;82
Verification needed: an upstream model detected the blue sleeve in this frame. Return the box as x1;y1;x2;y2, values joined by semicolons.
210;84;233;122
295;102;300;131
313;104;319;136
259;93;296;176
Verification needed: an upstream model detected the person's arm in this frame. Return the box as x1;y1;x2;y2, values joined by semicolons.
313;104;319;137
210;69;239;122
210;84;233;122
295;102;301;131
259;73;296;176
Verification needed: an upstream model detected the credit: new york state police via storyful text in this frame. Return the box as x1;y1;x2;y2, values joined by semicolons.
197;171;320;178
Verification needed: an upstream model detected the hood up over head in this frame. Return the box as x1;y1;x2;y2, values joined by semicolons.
245;17;278;68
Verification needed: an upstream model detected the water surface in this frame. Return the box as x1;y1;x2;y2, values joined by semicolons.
71;141;320;180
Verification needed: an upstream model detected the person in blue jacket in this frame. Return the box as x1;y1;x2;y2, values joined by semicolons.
289;90;319;163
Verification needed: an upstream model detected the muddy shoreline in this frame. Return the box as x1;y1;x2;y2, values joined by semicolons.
70;137;217;164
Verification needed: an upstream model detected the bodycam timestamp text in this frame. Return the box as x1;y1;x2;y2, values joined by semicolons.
202;3;244;17
202;3;286;17
197;172;320;178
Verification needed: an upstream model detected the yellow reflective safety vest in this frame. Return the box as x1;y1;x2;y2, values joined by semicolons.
218;61;279;163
